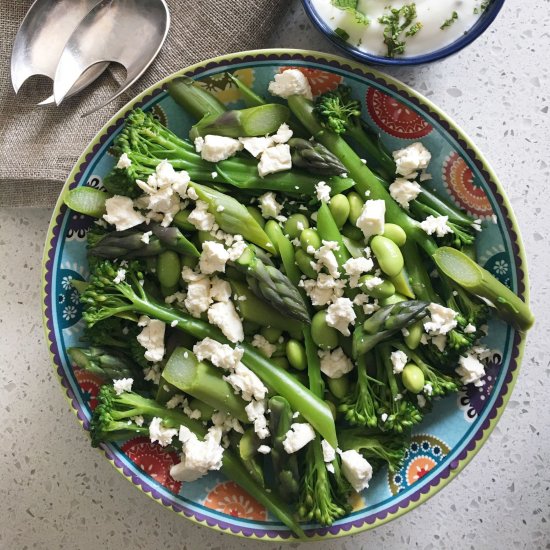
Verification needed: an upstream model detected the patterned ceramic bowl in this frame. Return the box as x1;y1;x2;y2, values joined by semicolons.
42;49;529;541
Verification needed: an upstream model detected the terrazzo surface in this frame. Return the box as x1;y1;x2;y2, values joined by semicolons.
1;1;549;548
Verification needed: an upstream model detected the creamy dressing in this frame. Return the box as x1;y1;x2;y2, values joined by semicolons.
310;1;488;57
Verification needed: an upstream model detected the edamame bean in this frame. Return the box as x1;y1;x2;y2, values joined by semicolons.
401;363;425;393
382;223;407;247
358;274;396;299
260;326;283;344
327;375;350;400
370;235;404;278
379;293;408;306
311;310;339;350
404;320;423;350
342;223;364;241
325;399;337;420
329;194;350;229
286;339;307;371
246;205;265;228
161;284;179;297
157;250;181;288
264;220;283;253
300;228;321;251
284;214;309;239
347;191;364;225
295;249;318;279
271;356;290;370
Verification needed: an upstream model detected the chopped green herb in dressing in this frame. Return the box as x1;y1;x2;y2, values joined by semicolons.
440;11;458;30
378;4;422;58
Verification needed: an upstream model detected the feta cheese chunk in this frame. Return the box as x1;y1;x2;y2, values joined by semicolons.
258;191;283;219
393;142;431;178
116;152;132;169
326;297;356;336
103;195;145;231
356;199;385;239
113;268;126;284
149;417;177;447
301;274;346;306
390;350;408;374
282;422;316;454
343;257;374;288
272;123;293;144
184;277;212;318
199;241;230;274
424;303;458;336
251;334;277;358
389;178;422;209
193;338;243;370
195;135;243;162
225;363;268;402
136;317;165;363
209;277;232;303
456;352;486;387
239;136;274;158
257;445;271;455
268;69;313;100
315;181;331;203
340;449;373;493
113;378;133;395
208;301;244;343
315;240;340;278
258;144;292;177
321;440;336;463
319;347;354;379
420;215;454;238
141;230;152;244
188;200;215;231
245;399;270;439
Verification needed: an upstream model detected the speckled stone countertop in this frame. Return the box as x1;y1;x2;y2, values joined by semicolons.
1;1;549;548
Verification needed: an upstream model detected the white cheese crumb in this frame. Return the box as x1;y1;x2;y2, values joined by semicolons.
224;363;268;401
319;347;354;379
389;177;422;209
141;230;152;244
251;334;277;358
258;144;292;177
184;277;212;318
193;338;243;370
420;215;454;238
456;352;486;387
257;445;271;455
424;303;458;336
272;123;293;144
195;135;243;162
245;399;270;439
188;200;215;231
103;195;145;231
393;142;431;178
113;268;126;284
258;191;283;218
356;199;385;239
132;415;144;426
301;274;346;306
170;320;178;328
326;297;356;336
210;277;232;303
199;241;230;274
268;69;313;100
314;240;340;278
390;350;408;374
417;394;427;408
239;136;274;158
380;412;388;423
136;318;165;363
321;440;336;463
315;181;331;203
340;449;373;493
464;323;477;334
282;423;316;454
211;171;218;179
149;417;177;447
424;383;433;396
113;378;133;395
343;257;374;288
116;153;132;169
208;301;244;343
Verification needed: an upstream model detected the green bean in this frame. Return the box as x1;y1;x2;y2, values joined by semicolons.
311;310;339;350
341;236;364;259
284;214;309;239
261;326;283;344
246;205;266;228
271;356;290;370
300;228;321;251
389;268;415;299
197;230;222;247
404;320;423;350
157;250;181;288
342;223;364;241
294;249;318;279
188;398;215;419
401;363;425;393
383;223;407;247
370;235;404;278
347;191;364;225
316;203;350;268
264;220;283;254
358;274;396;300
379;292;408;306
325;399;337;420
327;375;350;400
329;194;350;229
181;254;198;269
173;210;195;232
286;339;307;371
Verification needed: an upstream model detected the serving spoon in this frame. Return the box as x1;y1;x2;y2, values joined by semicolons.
53;0;170;115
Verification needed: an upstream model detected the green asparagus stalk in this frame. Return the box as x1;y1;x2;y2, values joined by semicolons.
167;77;227;119
67;347;141;381
289;137;346;176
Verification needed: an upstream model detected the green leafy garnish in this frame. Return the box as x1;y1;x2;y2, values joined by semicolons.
378;4;421;58
331;0;369;26
440;11;458;30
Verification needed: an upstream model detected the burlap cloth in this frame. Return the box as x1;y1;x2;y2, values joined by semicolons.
0;0;286;207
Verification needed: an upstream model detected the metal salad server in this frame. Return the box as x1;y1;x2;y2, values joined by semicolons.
53;0;170;115
11;0;109;105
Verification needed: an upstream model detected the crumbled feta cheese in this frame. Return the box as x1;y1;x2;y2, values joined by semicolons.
212;171;219;179
424;383;433;396
315;181;331;203
239;136;274;158
132;415;144;426
251;334;277;358
321;440;336;463
184;277;212;318
170;320;178;328
211;411;244;434
143;363;161;385
209;277;232;303
380;412;388;423
343;257;374;288
227;239;247;261
113;268;126;284
424;303;458;335
199;241;230;274
272;123;293;144
166;394;185;409
245;399;270;439
362;276;385;291
113;378;133;395
282;422;316;454
326;297;356;336
193;338;243;370
195;134;243;162
188;200;215;231
170;425;224;482
456;352;486;387
356;199;385;239
257;445;271;454
431;334;447;352
208;301;244;343
419;170;432;182
464;323;477;334
258;144;292;177
103;195;145;231
390;350;408;374
136;318;165;363
301;274;346;306
149;417;177;447
141;230;152;244
353;293;380;315
258;192;283;219
393;142;431;178
225;363;268;401
116;153;132;169
268;69;313;100
389;177;422;209
340;449;373;493
417;394;427;408
319;347;354;379
314;240;340;278
420;215;454;238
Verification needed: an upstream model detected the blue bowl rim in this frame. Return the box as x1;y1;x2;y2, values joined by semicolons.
301;0;506;66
